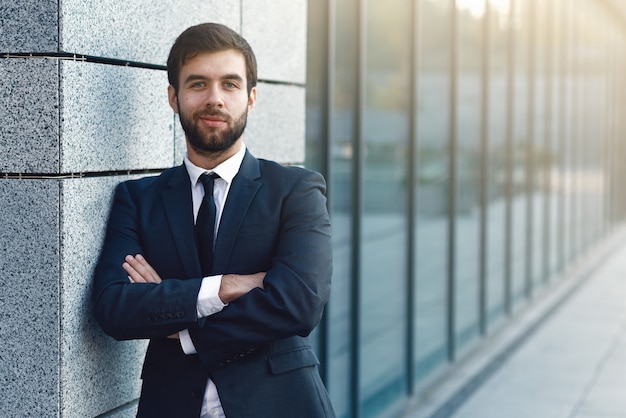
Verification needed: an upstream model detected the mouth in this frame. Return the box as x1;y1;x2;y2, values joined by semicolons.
199;114;227;128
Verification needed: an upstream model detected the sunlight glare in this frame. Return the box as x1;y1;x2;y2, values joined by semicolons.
456;0;511;19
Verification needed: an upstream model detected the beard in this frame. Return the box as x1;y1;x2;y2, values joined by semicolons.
179;105;248;154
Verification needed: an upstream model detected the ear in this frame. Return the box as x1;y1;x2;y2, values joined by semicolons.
247;86;257;112
168;85;179;114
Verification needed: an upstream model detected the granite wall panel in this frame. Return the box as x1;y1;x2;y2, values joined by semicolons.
0;179;61;416
0;0;59;52
0;58;60;173
242;0;307;84
60;0;240;65
246;83;306;164
60;176;147;417
60;61;174;172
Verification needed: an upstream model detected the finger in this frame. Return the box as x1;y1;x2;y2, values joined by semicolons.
135;254;162;284
122;260;147;283
124;255;157;283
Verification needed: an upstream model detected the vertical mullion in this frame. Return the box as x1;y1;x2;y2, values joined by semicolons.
478;0;490;336
603;24;613;234
316;0;335;385
504;0;516;316
448;0;458;363
350;0;366;415
573;3;580;251
542;0;554;283
556;0;565;273
525;0;536;300
406;0;419;396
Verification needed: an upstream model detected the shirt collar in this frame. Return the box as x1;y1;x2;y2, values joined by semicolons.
184;143;247;186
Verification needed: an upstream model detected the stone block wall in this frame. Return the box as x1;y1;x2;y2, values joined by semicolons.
0;1;306;416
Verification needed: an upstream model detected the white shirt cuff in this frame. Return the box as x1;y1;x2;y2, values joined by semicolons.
197;274;227;318
179;329;197;354
179;275;228;356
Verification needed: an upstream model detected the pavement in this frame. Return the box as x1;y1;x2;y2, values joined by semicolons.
405;226;626;418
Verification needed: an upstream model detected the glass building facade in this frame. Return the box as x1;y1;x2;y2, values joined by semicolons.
306;1;626;417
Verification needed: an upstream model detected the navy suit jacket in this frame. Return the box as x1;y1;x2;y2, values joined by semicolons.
93;151;334;417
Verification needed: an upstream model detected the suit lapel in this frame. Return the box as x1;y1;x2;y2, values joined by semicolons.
213;151;261;274
161;165;202;278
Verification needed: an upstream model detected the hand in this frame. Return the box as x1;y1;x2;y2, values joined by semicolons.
123;254;162;284
219;272;266;304
167;333;180;340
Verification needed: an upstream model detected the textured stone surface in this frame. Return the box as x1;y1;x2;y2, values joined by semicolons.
246;83;306;164
60;61;175;172
0;179;61;416
242;0;307;84
60;176;148;417
0;58;60;173
60;0;240;65
0;0;59;52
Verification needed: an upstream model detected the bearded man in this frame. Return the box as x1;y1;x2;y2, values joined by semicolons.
93;23;335;418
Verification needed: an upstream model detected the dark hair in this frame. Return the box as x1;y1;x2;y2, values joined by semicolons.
167;23;257;94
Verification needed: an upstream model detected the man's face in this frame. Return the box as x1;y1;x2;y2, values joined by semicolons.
168;49;256;155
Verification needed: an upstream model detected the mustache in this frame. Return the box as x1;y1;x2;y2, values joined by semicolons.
196;110;230;119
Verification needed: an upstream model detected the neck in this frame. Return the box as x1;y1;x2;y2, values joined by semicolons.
187;139;243;169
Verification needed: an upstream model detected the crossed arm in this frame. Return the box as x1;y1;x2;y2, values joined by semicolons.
122;254;265;339
123;254;265;303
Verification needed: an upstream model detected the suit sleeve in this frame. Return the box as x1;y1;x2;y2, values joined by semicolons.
189;169;332;370
92;181;203;341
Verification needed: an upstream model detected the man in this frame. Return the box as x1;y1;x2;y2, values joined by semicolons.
93;23;335;418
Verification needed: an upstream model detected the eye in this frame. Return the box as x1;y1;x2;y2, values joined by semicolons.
190;81;206;88
224;81;238;89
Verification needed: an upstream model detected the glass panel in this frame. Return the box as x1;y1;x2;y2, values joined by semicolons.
560;1;576;264
531;0;547;289
549;0;565;276
415;0;452;381
579;4;608;248
485;0;510;327
305;1;359;417
566;3;582;261
510;0;530;310
453;0;484;351
360;0;410;415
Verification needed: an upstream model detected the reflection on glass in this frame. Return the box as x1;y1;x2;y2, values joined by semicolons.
485;0;510;326
415;0;452;381
531;0;553;290
306;0;626;416
329;1;359;417
360;1;410;416
509;0;530;310
454;0;484;352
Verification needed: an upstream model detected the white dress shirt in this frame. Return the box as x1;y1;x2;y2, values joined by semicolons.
178;143;247;418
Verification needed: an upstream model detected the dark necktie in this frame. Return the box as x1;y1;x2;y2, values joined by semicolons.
196;172;220;276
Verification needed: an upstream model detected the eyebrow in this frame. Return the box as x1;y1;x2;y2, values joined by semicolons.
183;73;245;84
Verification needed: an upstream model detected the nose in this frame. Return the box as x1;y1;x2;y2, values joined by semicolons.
204;84;224;108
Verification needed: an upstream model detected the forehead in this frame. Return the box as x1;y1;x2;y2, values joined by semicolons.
179;49;247;80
